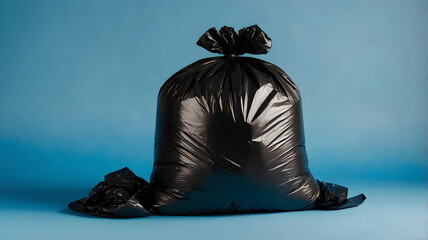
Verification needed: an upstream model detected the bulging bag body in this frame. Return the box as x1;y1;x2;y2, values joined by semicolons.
143;56;320;214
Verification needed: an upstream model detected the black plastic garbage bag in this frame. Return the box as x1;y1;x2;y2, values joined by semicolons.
69;25;365;218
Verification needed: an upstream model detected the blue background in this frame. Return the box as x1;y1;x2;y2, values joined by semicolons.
0;0;427;239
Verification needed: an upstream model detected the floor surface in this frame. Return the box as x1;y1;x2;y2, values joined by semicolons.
0;182;426;240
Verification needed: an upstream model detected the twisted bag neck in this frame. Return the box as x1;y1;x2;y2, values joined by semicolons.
197;25;272;56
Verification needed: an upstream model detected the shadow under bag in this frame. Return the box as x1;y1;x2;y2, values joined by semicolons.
69;25;365;218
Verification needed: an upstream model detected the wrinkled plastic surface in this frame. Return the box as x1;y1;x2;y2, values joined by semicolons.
69;25;365;218
69;167;152;218
197;25;272;55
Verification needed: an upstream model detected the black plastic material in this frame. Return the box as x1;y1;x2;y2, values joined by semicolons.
69;25;365;218
68;167;152;218
197;25;272;55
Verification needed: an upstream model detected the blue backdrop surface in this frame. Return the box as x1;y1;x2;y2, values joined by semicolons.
0;0;427;239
